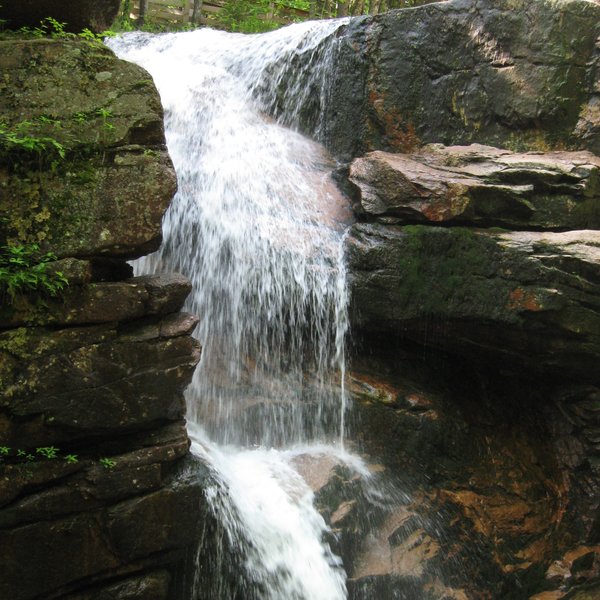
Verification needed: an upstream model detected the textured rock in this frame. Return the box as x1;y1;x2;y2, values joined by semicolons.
341;355;597;599
302;0;600;158
0;311;200;448
0;0;121;33
347;223;600;381
62;571;171;600
0;33;203;600
349;145;600;229
0;273;193;327
0;455;206;600
0;39;176;258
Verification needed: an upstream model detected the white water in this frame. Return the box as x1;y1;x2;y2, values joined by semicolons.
108;20;356;600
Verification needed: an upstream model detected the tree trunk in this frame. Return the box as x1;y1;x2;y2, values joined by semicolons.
191;0;203;24
337;1;348;16
138;0;148;25
352;0;365;15
369;0;380;15
121;0;131;20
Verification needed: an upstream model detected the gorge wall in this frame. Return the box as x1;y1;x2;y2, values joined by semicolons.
282;0;600;160
0;36;206;600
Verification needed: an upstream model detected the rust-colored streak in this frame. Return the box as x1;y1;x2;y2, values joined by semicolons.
507;287;543;312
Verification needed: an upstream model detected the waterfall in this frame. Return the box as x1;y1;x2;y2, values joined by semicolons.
108;20;355;599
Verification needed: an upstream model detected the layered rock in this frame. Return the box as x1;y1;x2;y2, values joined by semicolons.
346;145;600;381
349;145;600;229
343;142;600;598
0;39;203;600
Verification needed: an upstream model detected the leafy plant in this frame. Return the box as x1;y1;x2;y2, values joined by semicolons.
99;457;117;469
0;243;68;304
16;449;35;461
0;445;103;469
0;120;66;162
36;446;59;459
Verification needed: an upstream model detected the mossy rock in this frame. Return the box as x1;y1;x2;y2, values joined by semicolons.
0;39;176;258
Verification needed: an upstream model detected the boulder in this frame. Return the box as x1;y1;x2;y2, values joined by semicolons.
0;0;121;33
0;39;175;258
349;145;600;229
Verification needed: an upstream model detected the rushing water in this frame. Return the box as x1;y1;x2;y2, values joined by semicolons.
109;20;356;599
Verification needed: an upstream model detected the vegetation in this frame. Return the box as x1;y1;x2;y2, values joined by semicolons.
117;0;439;34
0;445;118;469
0;116;73;304
0;243;68;304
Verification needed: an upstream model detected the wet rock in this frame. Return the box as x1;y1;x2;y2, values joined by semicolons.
320;0;600;158
343;355;590;599
0;273;192;327
0;458;206;600
61;571;171;600
0;311;200;448
347;223;600;381
349;145;600;229
0;0;121;33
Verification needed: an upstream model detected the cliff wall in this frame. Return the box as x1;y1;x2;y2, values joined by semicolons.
0;37;204;600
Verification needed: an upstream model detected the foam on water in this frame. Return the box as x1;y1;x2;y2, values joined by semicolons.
108;21;354;598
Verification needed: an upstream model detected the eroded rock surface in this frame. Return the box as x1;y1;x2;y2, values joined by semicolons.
0;39;176;258
349;145;600;229
347;223;600;380
291;0;600;158
338;357;600;600
343;138;600;597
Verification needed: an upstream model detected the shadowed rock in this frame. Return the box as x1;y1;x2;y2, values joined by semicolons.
0;0;121;33
347;223;600;381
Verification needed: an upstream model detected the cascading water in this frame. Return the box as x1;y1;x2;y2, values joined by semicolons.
108;20;359;599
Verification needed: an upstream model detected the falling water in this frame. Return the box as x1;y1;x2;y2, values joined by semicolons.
109;20;355;599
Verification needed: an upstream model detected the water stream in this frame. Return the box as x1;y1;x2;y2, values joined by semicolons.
109;21;359;599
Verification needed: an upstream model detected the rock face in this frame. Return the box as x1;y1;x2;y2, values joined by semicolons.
349;145;600;229
341;359;600;600
288;0;600;159
0;0;121;33
0;39;204;600
0;39;175;259
346;145;600;381
344;142;600;598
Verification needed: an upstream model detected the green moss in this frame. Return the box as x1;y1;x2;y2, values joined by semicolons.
0;327;31;359
389;226;516;321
